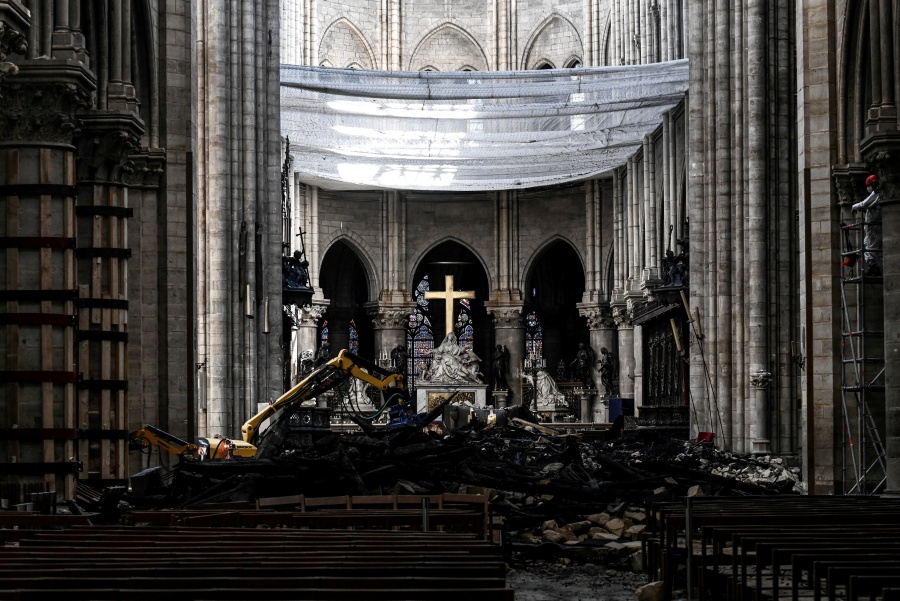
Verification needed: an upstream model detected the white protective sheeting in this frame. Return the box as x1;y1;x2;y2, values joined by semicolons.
281;60;688;192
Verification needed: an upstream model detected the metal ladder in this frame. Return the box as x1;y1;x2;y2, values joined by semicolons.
839;222;886;495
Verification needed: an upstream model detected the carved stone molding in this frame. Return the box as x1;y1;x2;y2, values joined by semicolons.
77;113;144;184
366;303;412;330
0;80;92;143
863;145;900;203
577;303;615;330
485;304;523;328
750;370;773;388
125;149;167;189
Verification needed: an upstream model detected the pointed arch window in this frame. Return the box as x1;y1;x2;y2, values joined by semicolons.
525;311;544;370
321;320;330;346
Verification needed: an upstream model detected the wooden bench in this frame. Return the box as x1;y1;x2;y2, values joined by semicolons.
643;496;900;600
0;516;510;600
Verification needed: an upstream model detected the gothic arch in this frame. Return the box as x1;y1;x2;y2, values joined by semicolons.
408;236;492;292
319;17;377;70
600;15;613;66
408;23;488;72
522;235;585;288
321;231;380;301
521;12;584;70
837;1;869;164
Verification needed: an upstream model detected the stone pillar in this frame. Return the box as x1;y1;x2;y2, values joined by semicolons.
578;303;617;421
366;302;414;367
883;192;900;495
291;301;327;384
865;149;900;495
76;113;143;481
614;308;636;401
486;304;524;406
123;149;165;476
576;389;595;423
0;61;93;499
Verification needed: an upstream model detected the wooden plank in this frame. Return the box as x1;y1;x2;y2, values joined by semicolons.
39;152;54;491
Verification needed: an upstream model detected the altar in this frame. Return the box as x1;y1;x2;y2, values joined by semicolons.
416;383;488;414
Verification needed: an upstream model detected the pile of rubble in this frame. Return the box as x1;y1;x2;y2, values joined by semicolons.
133;410;803;572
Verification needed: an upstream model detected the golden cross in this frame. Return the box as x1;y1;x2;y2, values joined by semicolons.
423;275;476;334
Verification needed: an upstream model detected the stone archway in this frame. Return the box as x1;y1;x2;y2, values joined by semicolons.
409;241;491;388
524;240;586;379
319;241;374;360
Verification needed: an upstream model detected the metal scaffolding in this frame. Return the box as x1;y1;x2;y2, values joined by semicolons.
839;222;886;495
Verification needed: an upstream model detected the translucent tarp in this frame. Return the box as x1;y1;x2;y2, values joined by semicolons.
281;60;688;192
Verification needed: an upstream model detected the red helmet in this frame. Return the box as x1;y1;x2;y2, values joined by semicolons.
865;174;879;187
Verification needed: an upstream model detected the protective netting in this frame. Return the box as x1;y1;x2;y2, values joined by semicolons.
282;60;688;192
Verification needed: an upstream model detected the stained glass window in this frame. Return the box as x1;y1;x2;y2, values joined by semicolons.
525;311;544;370
407;276;434;389
456;299;474;353
348;319;359;354
321;320;329;344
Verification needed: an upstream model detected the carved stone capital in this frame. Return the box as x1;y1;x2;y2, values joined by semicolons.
296;302;328;327
485;304;524;329
125;148;167;189
832;165;869;209
750;370;772;388
365;302;414;330
77;112;144;184
612;305;632;329
577;303;615;330
0;79;92;144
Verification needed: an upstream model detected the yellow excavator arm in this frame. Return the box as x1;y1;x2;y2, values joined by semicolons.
129;425;199;459
240;349;408;445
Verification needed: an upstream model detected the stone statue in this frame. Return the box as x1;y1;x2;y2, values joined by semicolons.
569;342;595;387
525;369;566;408
390;344;408;374
852;174;882;276
492;344;510;390
421;332;482;384
597;346;618;396
282;249;310;291
299;349;315;376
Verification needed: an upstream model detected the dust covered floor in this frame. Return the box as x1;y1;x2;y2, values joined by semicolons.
507;563;648;600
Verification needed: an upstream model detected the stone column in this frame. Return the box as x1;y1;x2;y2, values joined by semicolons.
578;303;617;421
614;308;635;401
292;301;327;383
123;149;166;476
485;304;524;405
366;302;414;368
76;113;143;481
0;61;93;499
